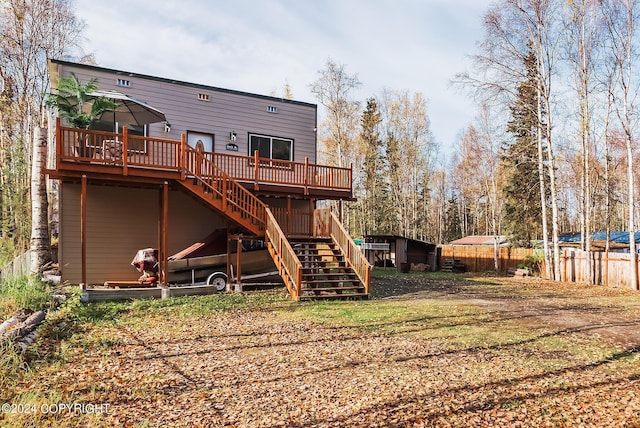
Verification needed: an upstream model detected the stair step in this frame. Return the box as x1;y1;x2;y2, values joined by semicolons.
302;275;355;280
301;286;364;292
300;261;346;266
303;279;361;285
300;260;346;266
302;273;358;278
290;237;332;242
292;244;333;248
299;292;369;300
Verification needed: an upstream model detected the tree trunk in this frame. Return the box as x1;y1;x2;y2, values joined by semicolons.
545;101;561;282
626;137;638;290
536;83;551;280
30;127;50;274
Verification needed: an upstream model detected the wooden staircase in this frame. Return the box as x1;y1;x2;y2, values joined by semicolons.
177;146;266;236
291;238;368;300
176;146;370;300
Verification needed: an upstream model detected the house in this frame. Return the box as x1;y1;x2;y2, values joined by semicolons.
363;235;437;272
46;59;369;300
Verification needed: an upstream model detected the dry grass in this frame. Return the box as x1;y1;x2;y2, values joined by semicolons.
2;272;640;427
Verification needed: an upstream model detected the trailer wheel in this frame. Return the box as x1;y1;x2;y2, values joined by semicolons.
207;273;227;291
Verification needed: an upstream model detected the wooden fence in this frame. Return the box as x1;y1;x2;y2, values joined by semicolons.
440;245;537;272
440;245;639;289
561;250;639;288
0;250;32;282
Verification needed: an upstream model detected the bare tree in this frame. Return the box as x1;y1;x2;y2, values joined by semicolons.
564;0;605;284
379;89;435;239
602;0;640;290
310;58;361;169
0;0;84;269
458;0;562;279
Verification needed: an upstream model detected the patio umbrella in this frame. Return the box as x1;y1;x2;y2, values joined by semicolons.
88;90;166;128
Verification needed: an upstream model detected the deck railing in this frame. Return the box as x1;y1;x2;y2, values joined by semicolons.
265;208;302;300
55;120;352;193
314;208;371;294
184;146;267;234
204;151;352;191
271;207;312;237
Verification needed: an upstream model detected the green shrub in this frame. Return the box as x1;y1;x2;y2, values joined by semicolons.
0;237;16;267
518;250;545;274
0;276;51;319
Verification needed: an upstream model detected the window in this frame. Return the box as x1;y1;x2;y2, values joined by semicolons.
267;105;278;113
198;93;210;101
116;78;131;87
249;134;293;161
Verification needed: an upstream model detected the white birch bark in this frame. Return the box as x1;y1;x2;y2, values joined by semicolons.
30;127;50;274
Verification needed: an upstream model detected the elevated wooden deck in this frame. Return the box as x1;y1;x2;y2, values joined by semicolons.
49;120;353;199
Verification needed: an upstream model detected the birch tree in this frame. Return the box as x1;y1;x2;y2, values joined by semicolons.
379;89;435;239
564;0;605;284
0;0;84;268
310;58;361;169
602;0;640;290
459;0;561;279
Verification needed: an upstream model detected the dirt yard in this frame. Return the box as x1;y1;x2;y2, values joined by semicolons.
373;274;640;349
3;273;640;427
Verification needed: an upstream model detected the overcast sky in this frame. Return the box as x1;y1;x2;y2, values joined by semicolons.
74;0;493;152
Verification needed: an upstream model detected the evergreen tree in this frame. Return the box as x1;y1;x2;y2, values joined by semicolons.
443;196;462;243
501;47;545;247
359;98;390;235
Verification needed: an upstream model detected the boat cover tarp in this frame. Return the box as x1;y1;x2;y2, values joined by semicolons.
169;229;227;260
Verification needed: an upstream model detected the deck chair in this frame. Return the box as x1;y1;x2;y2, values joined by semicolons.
102;140;123;163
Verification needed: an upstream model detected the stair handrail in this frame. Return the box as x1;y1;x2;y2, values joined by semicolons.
315;208;371;295
265;207;302;300
183;146;266;234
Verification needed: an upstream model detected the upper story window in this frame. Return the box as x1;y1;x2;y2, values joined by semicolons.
267;105;278;113
116;78;131;87
198;93;210;101
249;134;293;161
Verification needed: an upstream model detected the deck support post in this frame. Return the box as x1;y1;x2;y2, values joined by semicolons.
226;233;233;292
286;196;292;236
235;237;243;292
159;181;169;286
309;198;315;237
80;174;87;286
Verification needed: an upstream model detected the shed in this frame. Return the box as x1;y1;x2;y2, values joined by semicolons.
364;235;437;272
